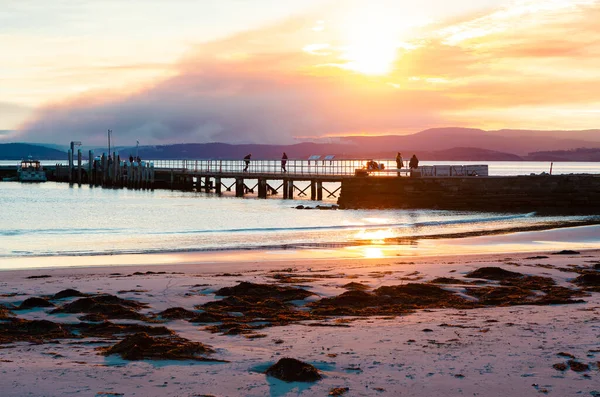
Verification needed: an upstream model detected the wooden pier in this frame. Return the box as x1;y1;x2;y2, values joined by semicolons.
2;157;412;201
1;157;499;205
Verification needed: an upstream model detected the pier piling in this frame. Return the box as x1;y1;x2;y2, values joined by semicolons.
235;178;244;197
77;149;82;186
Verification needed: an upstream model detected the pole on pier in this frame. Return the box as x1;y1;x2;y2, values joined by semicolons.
77;149;82;186
150;162;155;190
235;178;244;197
310;180;316;201
204;176;210;193
283;180;289;199
287;180;294;199
170;169;174;190
215;177;221;194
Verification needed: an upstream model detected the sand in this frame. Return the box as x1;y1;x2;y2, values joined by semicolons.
1;228;599;396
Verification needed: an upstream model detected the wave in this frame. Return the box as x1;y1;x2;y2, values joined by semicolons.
0;212;537;237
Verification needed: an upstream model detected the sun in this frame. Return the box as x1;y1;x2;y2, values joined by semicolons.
337;3;429;76
341;39;399;75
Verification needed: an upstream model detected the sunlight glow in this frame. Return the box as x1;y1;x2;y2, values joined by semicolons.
363;247;385;259
338;5;430;75
355;229;396;244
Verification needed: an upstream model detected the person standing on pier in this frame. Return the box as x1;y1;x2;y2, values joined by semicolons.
281;152;288;173
395;152;403;176
409;154;419;169
243;153;251;172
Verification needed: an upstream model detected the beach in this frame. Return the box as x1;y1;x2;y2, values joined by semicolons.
1;227;599;397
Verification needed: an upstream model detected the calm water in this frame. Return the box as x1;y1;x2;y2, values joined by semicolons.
0;178;596;258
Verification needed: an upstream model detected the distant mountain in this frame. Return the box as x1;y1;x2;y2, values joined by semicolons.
341;128;600;156
0;143;67;160
426;147;523;161
526;148;600;161
4;127;600;161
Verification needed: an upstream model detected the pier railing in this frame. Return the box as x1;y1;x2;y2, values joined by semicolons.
150;159;407;176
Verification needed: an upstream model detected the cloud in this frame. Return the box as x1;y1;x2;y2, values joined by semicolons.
15;0;600;145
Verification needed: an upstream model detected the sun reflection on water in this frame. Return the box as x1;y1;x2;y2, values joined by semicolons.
354;228;396;244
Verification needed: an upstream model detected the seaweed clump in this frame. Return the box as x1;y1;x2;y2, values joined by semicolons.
154;307;197;320
464;267;584;305
99;332;223;362
0;319;70;344
215;282;313;301
195;282;316;335
465;267;523;281
265;358;322;382
573;273;600;291
51;294;148;321
17;297;55;310
310;283;473;316
52;289;87;300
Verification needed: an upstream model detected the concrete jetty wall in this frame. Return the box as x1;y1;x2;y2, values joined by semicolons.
338;175;600;214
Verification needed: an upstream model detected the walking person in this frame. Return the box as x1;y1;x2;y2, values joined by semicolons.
395;152;403;177
281;152;288;173
243;153;251;172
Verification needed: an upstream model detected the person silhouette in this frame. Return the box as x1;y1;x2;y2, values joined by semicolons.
409;154;419;169
243;153;251;172
395;152;403;176
281;152;288;172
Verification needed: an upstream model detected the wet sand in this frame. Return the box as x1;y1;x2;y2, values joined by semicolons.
0;226;599;396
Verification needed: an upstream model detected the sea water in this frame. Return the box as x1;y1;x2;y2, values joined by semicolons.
0;166;597;259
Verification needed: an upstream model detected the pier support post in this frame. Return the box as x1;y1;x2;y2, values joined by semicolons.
235;178;244;197
127;162;132;188
310;180;316;200
77;149;82;186
215;177;221;194
258;178;267;199
287;180;294;199
101;153;107;187
317;181;323;201
150;163;155;190
170;169;174;190
68;149;73;184
204;176;210;193
112;152;117;186
88;150;93;186
283;180;289;199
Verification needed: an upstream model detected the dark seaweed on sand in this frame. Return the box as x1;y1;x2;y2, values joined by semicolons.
99;332;224;362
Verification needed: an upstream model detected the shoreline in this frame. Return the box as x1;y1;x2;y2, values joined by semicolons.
2;223;599;272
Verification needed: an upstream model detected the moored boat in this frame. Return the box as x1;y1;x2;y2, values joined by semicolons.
18;157;47;182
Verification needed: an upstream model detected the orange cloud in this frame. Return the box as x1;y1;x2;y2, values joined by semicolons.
15;0;600;144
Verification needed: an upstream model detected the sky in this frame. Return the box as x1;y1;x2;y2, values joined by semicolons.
1;0;600;145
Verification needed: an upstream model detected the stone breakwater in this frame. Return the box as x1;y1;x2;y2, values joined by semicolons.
338;174;600;214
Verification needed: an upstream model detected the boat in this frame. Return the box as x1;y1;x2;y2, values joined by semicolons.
17;157;47;182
